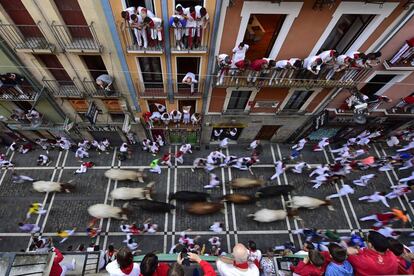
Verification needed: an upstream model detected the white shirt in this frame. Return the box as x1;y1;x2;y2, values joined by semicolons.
137;6;155;18
120;143;128;153
183;72;198;83
232;44;249;63
319;50;335;63
106;261;140;276
339;184;354;195
304;56;321;71
336;55;351;65
250;140;258;149
216;260;259;276
195;5;209;22
275;60;289;69
124;7;136;18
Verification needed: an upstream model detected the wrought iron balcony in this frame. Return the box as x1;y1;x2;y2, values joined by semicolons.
137;81;166;99
169;23;210;53
0;22;54;52
0;84;39;101
174;79;204;98
82;79;120;98
50;22;102;53
43;78;84;98
7;116;70;131
120;22;163;53
212;66;372;89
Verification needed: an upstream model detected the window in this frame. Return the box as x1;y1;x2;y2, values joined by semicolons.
147;100;165;112
110;113;125;123
177;57;200;91
126;0;154;12
175;0;204;8
138;57;163;89
319;14;375;54
227;90;252;110
359;74;397;98
283;90;313;110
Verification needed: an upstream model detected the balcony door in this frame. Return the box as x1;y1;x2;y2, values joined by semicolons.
0;0;43;37
53;0;92;38
243;14;286;60
359;74;397;99
81;55;108;80
176;57;200;92
227;90;252;111
138;57;163;90
35;54;71;81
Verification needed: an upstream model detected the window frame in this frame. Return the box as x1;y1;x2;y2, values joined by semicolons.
360;71;411;96
227;90;253;111
175;56;202;92
282;90;314;111
136;56;164;90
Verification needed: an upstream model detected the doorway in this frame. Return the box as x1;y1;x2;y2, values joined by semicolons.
176;57;200;92
255;125;281;140
53;0;92;38
80;55;108;80
178;100;196;114
35;54;72;81
243;14;286;60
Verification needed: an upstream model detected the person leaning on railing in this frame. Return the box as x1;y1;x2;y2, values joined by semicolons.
168;252;217;276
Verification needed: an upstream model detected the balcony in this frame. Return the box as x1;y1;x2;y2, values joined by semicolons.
120;22;163;54
212;67;372;89
50;22;102;53
43;78;84;98
169;24;210;53
0;22;54;53
383;60;414;71
174;79;204;98
7;116;70;131
82;79;120;98
137;82;166;99
0;84;39;101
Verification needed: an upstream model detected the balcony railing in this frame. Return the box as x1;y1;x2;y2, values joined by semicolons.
0;84;39;101
169;23;210;53
43;78;84;98
137;81;166;98
120;22;163;53
50;22;102;52
0;22;54;52
175;79;204;98
213;66;372;89
82;79;120;98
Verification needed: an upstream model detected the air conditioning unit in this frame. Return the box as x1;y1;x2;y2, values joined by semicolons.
254;101;279;108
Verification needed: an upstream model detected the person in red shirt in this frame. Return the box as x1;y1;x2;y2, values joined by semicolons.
247;58;275;83
49;247;76;276
396;92;414;111
290;249;325;275
347;231;398;276
388;238;414;275
140;253;170;276
170;252;217;276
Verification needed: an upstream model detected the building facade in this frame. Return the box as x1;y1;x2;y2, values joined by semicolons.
204;0;414;144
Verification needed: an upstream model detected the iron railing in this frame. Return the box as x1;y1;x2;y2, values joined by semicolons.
169;23;210;53
50;22;102;52
175;79;204;98
0;85;39;101
137;81;166;98
0;22;53;52
120;21;164;53
43;78;84;98
213;65;373;89
83;78;120;97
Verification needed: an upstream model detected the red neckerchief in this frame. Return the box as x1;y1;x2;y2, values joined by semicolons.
233;261;249;269
121;263;134;274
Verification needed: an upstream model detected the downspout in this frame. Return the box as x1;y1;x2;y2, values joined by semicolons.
372;5;414;52
202;0;223;114
101;0;141;112
161;0;174;103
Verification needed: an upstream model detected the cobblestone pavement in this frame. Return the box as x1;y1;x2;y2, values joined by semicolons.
0;142;413;254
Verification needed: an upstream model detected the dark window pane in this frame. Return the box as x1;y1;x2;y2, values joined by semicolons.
227;90;252;110
138;57;163;88
319;14;375;54
284;90;313;110
360;74;396;98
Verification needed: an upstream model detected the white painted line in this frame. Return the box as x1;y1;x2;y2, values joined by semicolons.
0;151;14;187
270;145;294;244
223;148;233;252
96;148;117;246
326;146;360;229
321;148;355;230
163;146;172;253
171;146;178;249
275;144;302;248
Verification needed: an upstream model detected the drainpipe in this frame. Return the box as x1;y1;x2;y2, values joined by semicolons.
201;0;223;114
161;0;174;103
101;0;141;112
372;5;414;52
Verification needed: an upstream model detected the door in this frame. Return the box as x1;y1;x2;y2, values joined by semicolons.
177;57;200;92
0;0;43;37
255;125;281;140
80;55;108;80
35;54;71;81
178;100;196;114
53;0;92;38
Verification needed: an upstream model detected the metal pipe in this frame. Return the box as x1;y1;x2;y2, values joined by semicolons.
161;0;174;103
202;0;223;114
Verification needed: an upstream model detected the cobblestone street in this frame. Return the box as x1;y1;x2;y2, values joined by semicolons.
0;142;413;254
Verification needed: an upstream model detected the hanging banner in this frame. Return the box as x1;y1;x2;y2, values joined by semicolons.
85;102;99;125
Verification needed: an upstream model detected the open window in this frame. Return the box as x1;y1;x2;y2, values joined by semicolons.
359;74;397;98
318;14;375;54
175;0;204;8
80;55;108;80
125;0;154;11
227;90;252;111
243;14;286;60
283;90;313;111
176;57;200;92
138;57;163;90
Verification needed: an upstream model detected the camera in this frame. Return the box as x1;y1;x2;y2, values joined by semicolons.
180;248;190;266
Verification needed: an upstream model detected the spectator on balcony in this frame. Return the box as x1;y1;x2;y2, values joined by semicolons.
232;59;251;85
169;15;187;50
161;112;171;126
121;6;136;21
304;55;323;75
194;6;209;48
171;252;217;276
217;53;232;85
170;110;182;126
26;109;40;122
140;253;170;276
232;42;249;69
106;247;140;276
363;51;382;68
137;6;155;19
96;74;113;91
154;103;167;113
216;243;259;276
10;108;26;122
270;58;302;85
395;92;414;111
319;50;338;65
247;58;275;83
143;16;163;42
50;247;76;276
182;72;198;94
191;113;201;125
0;73;26;95
130;14;148;49
182;106;192;124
